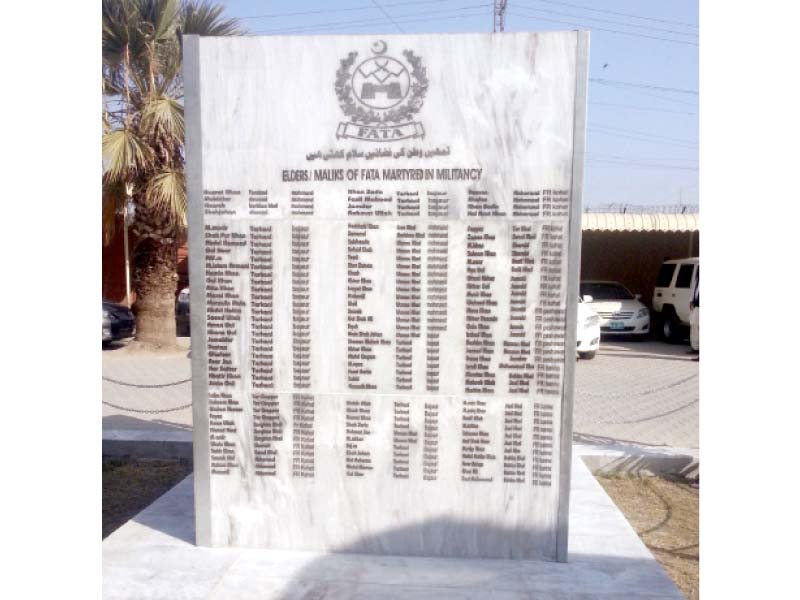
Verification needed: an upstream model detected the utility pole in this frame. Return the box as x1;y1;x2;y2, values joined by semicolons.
493;0;508;33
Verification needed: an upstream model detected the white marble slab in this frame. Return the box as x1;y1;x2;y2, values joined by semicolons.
102;455;684;599
183;32;588;559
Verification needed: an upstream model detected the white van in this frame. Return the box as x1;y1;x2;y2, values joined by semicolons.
652;257;699;342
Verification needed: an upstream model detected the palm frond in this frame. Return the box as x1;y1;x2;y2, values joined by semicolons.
126;67;151;107
102;0;241;245
102;0;135;67
139;0;180;42
141;95;185;140
155;49;183;95
181;0;244;36
146;170;187;228
103;128;153;181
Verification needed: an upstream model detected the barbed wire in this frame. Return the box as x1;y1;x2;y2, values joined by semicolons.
584;203;699;214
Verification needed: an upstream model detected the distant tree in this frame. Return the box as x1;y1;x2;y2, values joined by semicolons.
102;0;242;347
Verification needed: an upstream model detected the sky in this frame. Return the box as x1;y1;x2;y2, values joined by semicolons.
220;0;699;210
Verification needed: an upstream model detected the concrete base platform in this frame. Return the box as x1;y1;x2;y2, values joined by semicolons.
575;442;699;480
102;456;683;599
103;429;193;460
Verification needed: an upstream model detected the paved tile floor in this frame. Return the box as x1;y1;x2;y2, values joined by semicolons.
574;340;698;450
102;338;193;432
102;454;684;599
103;337;698;450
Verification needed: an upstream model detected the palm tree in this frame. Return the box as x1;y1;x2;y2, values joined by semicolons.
102;0;242;347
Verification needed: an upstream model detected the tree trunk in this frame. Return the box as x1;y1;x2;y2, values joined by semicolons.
132;237;178;348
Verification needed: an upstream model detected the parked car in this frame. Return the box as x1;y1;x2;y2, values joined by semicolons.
689;267;699;352
577;296;601;359
652;257;699;343
176;287;191;336
579;281;650;340
102;299;135;346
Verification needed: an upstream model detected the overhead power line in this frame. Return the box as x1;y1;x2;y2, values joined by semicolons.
514;4;698;38
240;0;452;20
250;4;490;35
591;124;697;145
529;0;698;29
589;101;697;116
588;127;698;149
593;85;699;107
586;154;698;169
507;12;699;46
650;183;699;206
251;9;489;36
494;0;508;32
585;160;698;172
370;0;406;33
590;78;698;96
587;153;698;163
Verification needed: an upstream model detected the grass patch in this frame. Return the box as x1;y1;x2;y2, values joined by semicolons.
597;474;699;600
102;456;192;539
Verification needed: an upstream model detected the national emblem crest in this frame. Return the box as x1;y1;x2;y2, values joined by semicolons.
335;39;428;141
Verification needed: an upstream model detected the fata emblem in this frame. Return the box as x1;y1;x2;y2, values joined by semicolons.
335;39;428;142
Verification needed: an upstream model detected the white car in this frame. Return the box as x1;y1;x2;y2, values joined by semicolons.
176;287;191;336
577;297;601;359
580;281;650;340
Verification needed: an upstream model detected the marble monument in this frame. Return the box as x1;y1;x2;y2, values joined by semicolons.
184;31;589;562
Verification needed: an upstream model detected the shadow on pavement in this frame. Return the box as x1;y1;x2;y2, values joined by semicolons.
102;338;134;352
596;339;696;361
596;352;693;363
103;414;192;432
129;484;679;598
103;415;193;460
574;432;698;480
